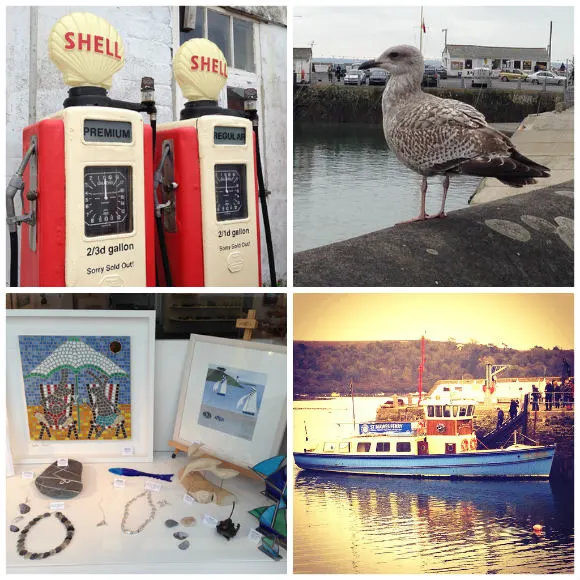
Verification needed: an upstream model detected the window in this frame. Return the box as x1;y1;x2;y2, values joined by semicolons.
443;405;451;418
427;405;434;417
465;59;472;70
179;7;255;73
339;442;350;453
468;405;474;416
396;442;411;452
459;406;467;416
435;405;443;417
376;442;390;452
453;405;459;417
323;442;336;452
523;60;532;71
514;60;521;69
357;442;371;452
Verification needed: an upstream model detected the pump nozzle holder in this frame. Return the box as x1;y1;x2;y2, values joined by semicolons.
141;76;155;104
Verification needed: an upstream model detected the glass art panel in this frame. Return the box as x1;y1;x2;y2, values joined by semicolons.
18;336;131;441
198;364;267;441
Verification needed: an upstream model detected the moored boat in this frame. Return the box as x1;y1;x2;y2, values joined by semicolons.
294;397;555;478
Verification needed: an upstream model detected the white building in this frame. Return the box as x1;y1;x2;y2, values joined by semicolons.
442;44;550;77
293;47;312;83
6;6;287;284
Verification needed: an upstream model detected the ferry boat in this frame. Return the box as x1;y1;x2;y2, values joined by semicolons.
294;398;555;479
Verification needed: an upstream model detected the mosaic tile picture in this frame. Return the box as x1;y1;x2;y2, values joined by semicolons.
18;336;132;441
198;364;267;441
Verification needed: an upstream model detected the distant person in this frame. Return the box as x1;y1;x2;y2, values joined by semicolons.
496;407;504;430
553;381;561;408
561;358;571;382
328;64;333;83
301;68;306;82
560;62;566;72
544;381;554;411
509;399;518;420
531;385;540;411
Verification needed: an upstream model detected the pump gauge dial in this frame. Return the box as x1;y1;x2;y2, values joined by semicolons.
84;166;133;237
215;164;248;222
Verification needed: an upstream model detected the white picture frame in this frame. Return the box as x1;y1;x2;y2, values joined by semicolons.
6;309;155;463
172;334;286;469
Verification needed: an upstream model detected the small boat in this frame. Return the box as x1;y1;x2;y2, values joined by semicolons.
238;387;258;415
294;397;555;479
214;376;228;396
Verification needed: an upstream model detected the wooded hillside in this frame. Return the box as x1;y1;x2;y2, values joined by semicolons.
293;339;574;397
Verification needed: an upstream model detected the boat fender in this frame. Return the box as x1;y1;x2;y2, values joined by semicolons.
470;439;477;450
461;439;469;452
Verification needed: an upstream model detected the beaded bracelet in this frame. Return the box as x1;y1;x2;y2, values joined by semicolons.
17;511;75;559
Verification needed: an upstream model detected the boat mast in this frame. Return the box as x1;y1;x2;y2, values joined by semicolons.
418;335;425;404
350;378;356;431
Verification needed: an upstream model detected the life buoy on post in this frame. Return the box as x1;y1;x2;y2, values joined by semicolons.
461;439;469;452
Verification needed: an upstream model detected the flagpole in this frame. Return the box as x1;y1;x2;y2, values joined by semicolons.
350;378;356;432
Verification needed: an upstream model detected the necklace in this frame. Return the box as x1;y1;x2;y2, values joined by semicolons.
17;511;74;559
121;491;156;535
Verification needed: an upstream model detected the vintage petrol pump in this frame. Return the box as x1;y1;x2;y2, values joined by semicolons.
6;12;155;286
154;39;262;287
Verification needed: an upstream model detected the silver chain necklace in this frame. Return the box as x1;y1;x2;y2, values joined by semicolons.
121;491;156;535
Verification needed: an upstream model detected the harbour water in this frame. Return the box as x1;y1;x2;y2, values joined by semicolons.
293;398;574;574
293;124;483;252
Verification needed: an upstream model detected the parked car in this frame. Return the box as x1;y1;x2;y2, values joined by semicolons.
471;67;492;88
526;71;567;85
436;66;448;79
422;66;439;87
499;69;528;82
368;68;388;85
343;69;366;85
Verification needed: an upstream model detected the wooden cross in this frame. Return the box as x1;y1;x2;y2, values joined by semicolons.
236;309;258;340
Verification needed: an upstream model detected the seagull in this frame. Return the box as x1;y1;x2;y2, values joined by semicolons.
359;45;550;223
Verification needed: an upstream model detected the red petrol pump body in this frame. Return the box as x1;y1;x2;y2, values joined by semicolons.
12;12;155;287
155;39;261;287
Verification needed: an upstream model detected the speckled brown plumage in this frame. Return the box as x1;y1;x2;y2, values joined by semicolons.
359;45;550;222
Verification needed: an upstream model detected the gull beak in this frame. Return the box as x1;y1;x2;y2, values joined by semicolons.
358;59;378;71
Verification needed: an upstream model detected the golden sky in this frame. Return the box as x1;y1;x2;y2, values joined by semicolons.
294;293;573;350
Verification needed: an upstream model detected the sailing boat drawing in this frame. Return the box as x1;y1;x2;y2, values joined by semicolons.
199;364;266;440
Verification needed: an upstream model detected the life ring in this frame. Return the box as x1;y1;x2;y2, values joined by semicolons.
461;439;469;452
470;439;477;450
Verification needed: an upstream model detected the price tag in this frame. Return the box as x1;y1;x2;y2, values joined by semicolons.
50;502;65;511
183;494;195;505
121;446;134;456
57;458;68;467
202;514;218;527
247;528;263;544
21;471;34;479
113;478;126;488
145;480;162;492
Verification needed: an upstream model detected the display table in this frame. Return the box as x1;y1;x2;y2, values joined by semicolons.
6;453;286;573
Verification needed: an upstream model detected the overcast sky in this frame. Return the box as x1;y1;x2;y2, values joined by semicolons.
293;5;574;62
294;294;573;350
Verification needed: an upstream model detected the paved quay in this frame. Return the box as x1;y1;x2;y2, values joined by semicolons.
472;107;574;204
294;181;573;287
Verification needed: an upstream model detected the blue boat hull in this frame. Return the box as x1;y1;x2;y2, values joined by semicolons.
294;446;555;478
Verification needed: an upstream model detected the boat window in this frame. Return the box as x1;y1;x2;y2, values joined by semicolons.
376;442;390;452
459;406;467;416
468;405;474;416
396;442;411;452
357;442;371;452
323;442;336;452
435;406;443;417
443;405;451;417
453;405;459;417
427;405;434;417
339;442;350;453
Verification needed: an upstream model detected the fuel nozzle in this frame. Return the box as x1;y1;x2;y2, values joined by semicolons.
141;76;155;105
243;88;258;125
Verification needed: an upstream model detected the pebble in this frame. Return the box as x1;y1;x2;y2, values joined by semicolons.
178;540;190;550
10;525;20;532
174;531;188;540
19;503;31;515
180;516;196;527
165;519;179;528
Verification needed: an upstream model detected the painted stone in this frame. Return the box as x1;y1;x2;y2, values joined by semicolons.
10;525;20;532
174;531;188;540
165;519;179;528
180;516;196;527
35;460;83;499
19;503;31;515
178;540;190;550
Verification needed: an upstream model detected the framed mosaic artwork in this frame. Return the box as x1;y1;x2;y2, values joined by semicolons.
172;334;287;469
7;310;155;463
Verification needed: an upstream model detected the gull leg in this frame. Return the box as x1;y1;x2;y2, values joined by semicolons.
397;176;429;224
426;174;449;219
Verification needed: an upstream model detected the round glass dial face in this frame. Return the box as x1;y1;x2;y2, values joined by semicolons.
84;166;132;237
214;164;248;222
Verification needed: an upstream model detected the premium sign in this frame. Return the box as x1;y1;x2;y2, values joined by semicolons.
84;120;133;143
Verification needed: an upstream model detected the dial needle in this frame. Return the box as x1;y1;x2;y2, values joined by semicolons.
104;176;108;201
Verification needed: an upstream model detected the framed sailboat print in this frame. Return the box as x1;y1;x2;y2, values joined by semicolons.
172;335;287;469
6;310;155;463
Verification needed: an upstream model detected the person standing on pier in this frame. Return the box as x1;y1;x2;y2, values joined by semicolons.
328;64;333;83
531;385;540;411
544;381;554;411
553;381;561;408
496;407;504;430
509;399;518;420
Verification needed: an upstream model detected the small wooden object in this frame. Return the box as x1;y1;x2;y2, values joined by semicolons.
236;309;258;340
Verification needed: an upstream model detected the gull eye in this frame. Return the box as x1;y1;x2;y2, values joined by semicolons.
389;51;399;58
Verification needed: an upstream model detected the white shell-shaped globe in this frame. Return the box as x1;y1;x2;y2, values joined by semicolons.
174;38;228;101
48;12;125;89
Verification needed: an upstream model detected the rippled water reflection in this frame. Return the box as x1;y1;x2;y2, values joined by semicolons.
293;469;574;574
294;124;483;252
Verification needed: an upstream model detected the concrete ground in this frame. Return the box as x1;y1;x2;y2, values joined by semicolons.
294;181;573;287
472;107;574;204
